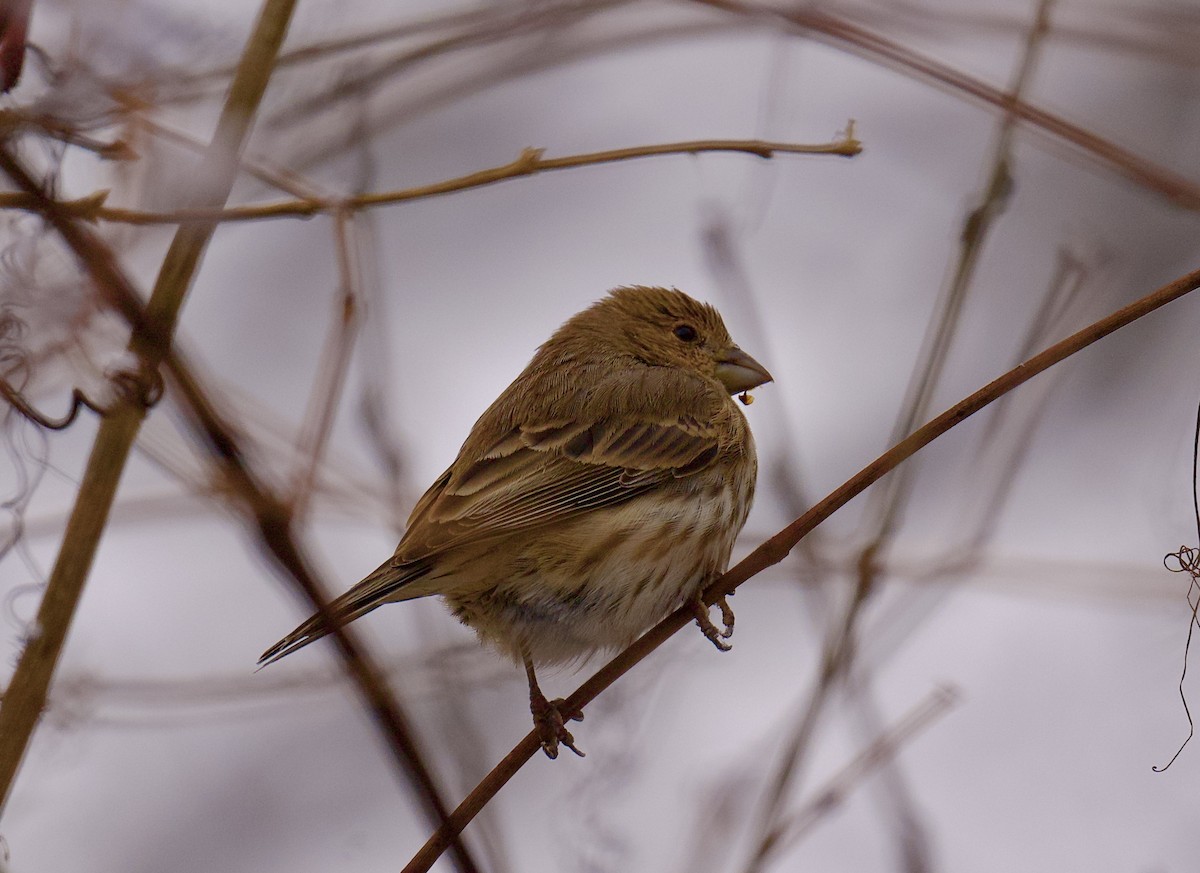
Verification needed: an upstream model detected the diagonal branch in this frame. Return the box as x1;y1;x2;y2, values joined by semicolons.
692;0;1200;210
764;684;959;860
0;10;483;872
0;114;486;873
401;263;1200;873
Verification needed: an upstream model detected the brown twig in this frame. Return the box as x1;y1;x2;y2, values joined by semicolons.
0;10;483;871
764;685;959;861
0;135;862;225
268;0;629;127
288;210;363;517
0;127;486;873
162;351;483;873
692;0;1200;210
401;264;1200;873
127;112;333;200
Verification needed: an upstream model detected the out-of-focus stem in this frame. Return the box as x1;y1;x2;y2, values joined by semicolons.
0;0;298;813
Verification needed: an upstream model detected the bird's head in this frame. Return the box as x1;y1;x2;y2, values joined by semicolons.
575;286;773;395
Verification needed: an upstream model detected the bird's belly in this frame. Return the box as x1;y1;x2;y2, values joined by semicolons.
445;483;745;664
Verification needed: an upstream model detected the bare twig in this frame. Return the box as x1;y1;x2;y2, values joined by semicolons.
288;210;362;517
765;685;960;860
692;0;1200;210
268;0;630;127
128;112;332;200
401;264;1200;873
0;135;862;225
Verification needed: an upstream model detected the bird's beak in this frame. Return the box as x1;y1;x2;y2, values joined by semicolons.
714;346;773;394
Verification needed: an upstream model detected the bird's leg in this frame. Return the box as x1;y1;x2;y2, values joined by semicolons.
690;592;735;652
716;594;735;639
523;651;585;759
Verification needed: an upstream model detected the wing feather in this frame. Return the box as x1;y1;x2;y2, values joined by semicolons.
392;371;732;560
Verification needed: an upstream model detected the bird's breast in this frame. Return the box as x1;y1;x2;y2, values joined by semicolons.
446;458;756;665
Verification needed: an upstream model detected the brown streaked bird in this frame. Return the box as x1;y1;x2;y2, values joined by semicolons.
260;286;772;757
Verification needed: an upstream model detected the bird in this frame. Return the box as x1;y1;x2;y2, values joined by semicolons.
260;285;772;757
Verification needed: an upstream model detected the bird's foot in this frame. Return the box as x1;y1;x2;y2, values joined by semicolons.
530;693;585;759
691;593;735;652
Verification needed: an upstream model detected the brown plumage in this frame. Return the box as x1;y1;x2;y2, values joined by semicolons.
260;286;772;757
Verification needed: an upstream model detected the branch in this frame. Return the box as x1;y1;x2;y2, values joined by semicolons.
0;0;298;814
692;0;1200;210
401;263;1200;873
0;135;862;225
0;89;487;873
765;685;959;859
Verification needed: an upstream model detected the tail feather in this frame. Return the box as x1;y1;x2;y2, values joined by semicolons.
258;558;434;666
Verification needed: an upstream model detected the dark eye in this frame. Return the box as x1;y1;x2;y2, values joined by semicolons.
673;324;699;343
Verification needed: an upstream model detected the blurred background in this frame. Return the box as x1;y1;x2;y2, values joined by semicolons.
3;0;1200;870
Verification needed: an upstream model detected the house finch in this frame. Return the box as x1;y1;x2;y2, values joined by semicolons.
260;286;771;757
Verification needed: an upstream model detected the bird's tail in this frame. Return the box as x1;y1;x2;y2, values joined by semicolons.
258;557;434;666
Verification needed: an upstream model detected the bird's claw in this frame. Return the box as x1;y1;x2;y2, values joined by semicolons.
531;694;585;759
691;594;735;652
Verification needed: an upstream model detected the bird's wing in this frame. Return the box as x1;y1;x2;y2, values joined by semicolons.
395;378;729;559
259;371;734;665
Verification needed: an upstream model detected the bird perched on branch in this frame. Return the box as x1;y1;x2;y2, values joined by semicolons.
260;286;772;757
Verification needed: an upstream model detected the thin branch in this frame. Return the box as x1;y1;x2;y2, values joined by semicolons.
692;0;1200;210
868;0;1052;536
288;210;362;518
0;135;863;225
744;6;1054;867
764;685;959;860
0;135;486;873
0;0;299;813
280;18;760;171
165;0;617;105
836;0;1200;68
401;264;1200;873
741;5;1056;862
268;0;629;128
128;112;332;200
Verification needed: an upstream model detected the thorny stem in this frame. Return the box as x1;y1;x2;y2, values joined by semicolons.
401;265;1200;873
0;0;299;813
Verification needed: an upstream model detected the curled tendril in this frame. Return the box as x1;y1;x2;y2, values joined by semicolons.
1155;397;1200;772
0;365;163;431
1164;545;1200;576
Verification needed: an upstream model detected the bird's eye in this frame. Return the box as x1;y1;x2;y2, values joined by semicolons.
673;324;699;343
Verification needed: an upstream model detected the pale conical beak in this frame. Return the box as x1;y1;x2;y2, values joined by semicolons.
714;346;773;394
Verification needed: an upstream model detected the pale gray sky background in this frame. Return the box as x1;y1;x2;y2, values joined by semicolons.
4;0;1200;871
